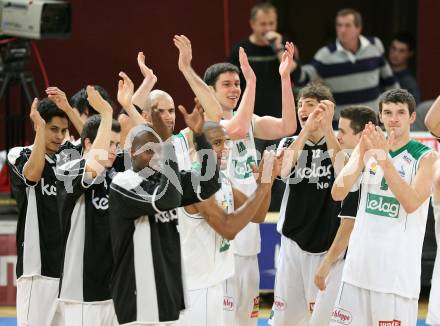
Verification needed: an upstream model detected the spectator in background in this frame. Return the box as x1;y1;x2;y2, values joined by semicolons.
296;8;398;121
228;2;298;156
388;32;421;104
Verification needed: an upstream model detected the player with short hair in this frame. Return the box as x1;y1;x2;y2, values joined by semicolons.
331;89;438;325
310;105;378;325
269;82;342;326
177;122;279;326
54;84;123;325
109;100;221;325
8;95;82;326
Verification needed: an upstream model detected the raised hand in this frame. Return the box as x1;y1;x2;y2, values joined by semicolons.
137;52;157;84
273;150;285;179
29;98;45;130
279;42;296;78
86;85;113;115
317;100;335;130
178;99;204;136
151;103;172;141
257;150;277;185
304;107;323;133
46;87;72;112
117;71;134;109
239;47;256;84
173;34;192;72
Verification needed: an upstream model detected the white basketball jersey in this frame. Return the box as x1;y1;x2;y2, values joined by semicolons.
343;139;432;299
225;118;261;256
172;131;192;171
179;173;235;290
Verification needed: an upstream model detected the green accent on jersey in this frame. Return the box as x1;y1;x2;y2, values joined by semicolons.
219;238;230;252
236;141;247;154
366;193;400;218
389;139;431;160
232;155;256;179
380;177;388;191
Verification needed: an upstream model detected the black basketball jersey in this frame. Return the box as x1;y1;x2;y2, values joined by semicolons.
109;140;220;324
56;156;124;302
8;142;76;279
278;136;341;253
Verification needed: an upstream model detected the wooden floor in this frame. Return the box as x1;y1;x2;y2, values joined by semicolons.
0;300;430;319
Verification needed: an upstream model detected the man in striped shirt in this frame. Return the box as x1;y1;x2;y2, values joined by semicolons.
297;8;398;120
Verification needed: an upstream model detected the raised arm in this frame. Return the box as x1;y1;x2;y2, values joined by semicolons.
222;47;256;140
253;42;297;139
191;151;276;240
279;108;320;178
173;34;223;122
178;104;221;204
318;100;342;169
117;71;146;126
23;98;46;182
368;126;438;213
331;127;370;201
433;158;440;205
84;86;114;177
234;152;283;223
425;95;440;137
46;87;84;134
131;52;158;111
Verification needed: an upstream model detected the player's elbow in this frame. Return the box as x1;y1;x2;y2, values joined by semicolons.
252;212;266;224
283;122;297;136
424;115;440;135
227;126;248;140
222;229;237;241
23;166;43;183
404;202;422;215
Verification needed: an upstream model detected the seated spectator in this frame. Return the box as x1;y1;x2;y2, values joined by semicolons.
388;32;421;104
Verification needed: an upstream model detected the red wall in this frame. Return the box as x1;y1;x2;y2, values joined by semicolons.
0;0;255;149
418;0;440;101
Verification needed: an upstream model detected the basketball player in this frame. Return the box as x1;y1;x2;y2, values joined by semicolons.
177;122;280;326
310;105;378;325
331;89;438;325
8;97;81;326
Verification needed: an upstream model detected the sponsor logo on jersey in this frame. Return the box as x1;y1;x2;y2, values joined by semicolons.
309;302;315;313
369;163;378;176
154;209;178;223
378;320;401;326
250;296;260;318
223;296;234;311
295;163;332;179
366;193;400;218
232;156;256;180
403;155;412;165
92;190;109;210
41;178;56;196
331;308;352;325
273;297;286;311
